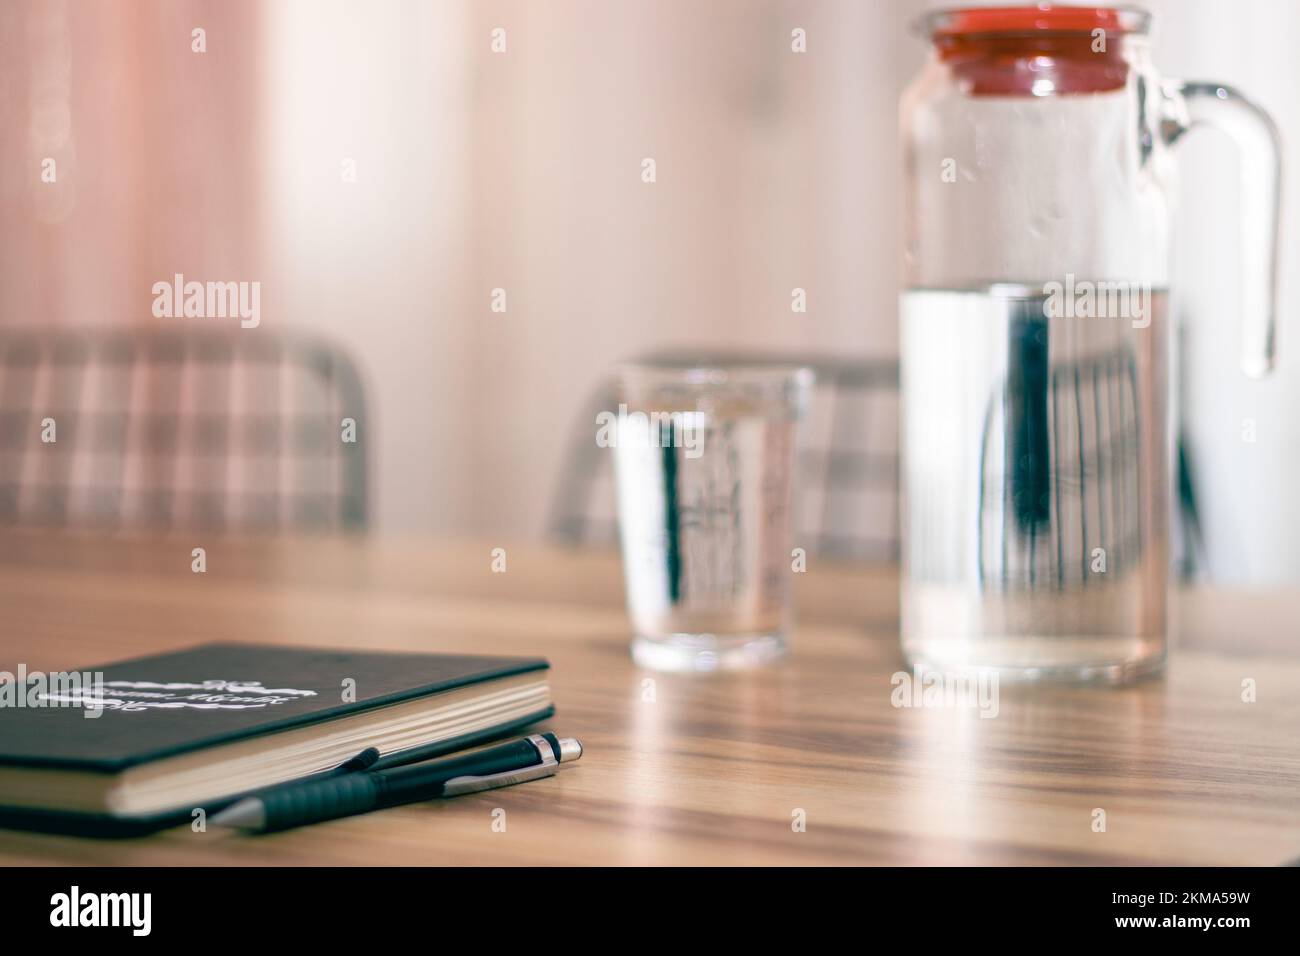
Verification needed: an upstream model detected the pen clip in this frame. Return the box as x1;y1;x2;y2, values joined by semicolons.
440;734;561;797
440;761;560;797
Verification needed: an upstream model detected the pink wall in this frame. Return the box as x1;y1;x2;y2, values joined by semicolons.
0;0;264;329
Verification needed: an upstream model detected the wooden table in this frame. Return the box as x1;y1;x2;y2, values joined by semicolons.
0;530;1297;866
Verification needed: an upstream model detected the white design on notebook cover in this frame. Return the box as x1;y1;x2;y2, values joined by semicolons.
39;679;319;713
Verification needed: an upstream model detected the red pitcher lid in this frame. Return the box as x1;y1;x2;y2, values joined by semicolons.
918;4;1151;95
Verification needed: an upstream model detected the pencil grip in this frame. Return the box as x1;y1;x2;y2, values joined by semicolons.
259;772;380;832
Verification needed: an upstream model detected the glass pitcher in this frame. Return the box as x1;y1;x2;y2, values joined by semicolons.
899;5;1280;682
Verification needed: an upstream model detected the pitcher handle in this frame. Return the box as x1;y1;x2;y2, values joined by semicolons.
1163;81;1282;378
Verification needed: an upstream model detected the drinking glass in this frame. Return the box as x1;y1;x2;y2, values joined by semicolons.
610;360;813;672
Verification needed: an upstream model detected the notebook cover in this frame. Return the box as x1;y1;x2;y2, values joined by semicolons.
0;643;550;772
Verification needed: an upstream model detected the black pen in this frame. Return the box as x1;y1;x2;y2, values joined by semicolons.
210;733;582;833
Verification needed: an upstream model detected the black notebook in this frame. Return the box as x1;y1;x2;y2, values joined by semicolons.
0;643;553;835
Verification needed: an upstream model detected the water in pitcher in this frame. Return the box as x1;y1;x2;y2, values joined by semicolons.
614;408;798;671
899;283;1170;682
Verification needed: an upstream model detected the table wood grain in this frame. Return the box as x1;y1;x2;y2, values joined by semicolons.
0;530;1297;866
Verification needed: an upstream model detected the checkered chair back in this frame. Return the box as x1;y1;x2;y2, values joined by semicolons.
548;353;901;561
0;327;367;533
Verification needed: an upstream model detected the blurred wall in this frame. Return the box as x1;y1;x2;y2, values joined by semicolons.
261;0;474;537
0;0;264;327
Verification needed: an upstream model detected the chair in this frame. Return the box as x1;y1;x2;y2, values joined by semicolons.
0;326;367;533
548;351;901;561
